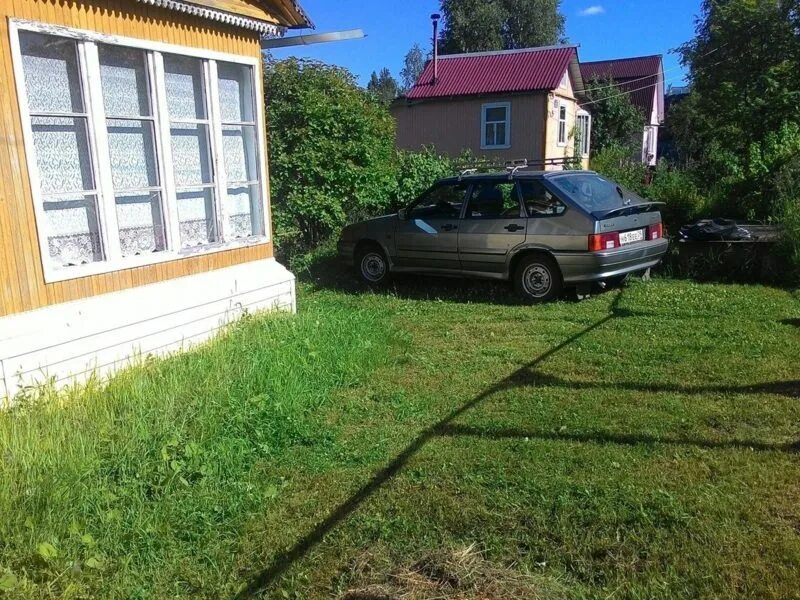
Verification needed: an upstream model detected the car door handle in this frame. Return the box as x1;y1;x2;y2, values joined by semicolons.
441;224;457;231
504;224;525;232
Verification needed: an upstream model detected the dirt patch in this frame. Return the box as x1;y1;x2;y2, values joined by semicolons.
340;545;564;600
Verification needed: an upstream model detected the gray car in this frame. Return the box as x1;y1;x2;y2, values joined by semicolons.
338;170;669;302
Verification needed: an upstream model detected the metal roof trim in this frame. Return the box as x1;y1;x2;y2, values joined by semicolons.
136;0;287;37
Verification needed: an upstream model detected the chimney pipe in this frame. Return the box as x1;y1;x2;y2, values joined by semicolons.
431;13;440;85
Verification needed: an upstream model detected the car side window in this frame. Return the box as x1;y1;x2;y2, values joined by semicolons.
520;179;566;217
465;181;522;218
409;182;468;219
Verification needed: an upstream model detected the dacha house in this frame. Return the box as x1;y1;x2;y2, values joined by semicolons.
0;0;312;400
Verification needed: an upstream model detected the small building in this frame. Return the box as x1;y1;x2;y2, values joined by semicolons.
391;46;591;170
0;0;312;400
580;55;665;166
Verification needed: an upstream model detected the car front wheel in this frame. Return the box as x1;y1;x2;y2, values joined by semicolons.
355;244;391;286
514;254;562;303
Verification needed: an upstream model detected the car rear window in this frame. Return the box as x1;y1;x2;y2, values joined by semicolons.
548;173;642;217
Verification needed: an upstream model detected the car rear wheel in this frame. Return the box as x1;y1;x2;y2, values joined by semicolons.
355;244;390;286
514;254;562;303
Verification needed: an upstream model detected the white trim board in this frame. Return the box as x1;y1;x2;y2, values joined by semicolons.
0;258;296;403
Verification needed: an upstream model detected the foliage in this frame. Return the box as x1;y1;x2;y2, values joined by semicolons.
774;156;800;284
264;58;398;253
393;147;456;206
367;67;401;105
673;0;800;219
591;144;709;232
0;298;390;597
583;77;644;154
400;43;426;92
4;276;800;596
439;0;566;54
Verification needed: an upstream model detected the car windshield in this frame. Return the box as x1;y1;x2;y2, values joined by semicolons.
548;173;644;216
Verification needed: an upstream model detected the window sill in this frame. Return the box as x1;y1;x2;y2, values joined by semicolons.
42;236;270;284
480;144;511;150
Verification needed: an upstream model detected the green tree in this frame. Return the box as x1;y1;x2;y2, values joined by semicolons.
400;44;426;92
673;0;800;218
583;77;644;154
367;67;400;105
439;0;566;54
264;58;397;251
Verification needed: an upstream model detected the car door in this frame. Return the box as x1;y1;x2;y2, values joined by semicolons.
394;181;468;270
458;179;527;274
519;178;579;250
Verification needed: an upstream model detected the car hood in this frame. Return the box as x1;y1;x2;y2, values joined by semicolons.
344;214;397;236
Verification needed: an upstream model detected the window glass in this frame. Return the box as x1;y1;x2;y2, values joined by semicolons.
99;45;166;257
218;61;262;239
20;32;83;114
465;181;521;218
558;105;567;145
548;173;643;216
217;62;255;123
410;182;467;219
98;45;151;117
164;55;207;120
483;104;509;148
164;54;218;247
31;116;94;194
520;180;566;217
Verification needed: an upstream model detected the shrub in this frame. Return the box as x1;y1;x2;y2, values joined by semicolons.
591;145;708;232
265;58;397;255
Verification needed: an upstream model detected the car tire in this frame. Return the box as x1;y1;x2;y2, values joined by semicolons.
514;254;562;303
355;243;391;287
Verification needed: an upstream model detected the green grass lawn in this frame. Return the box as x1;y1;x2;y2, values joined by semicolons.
2;260;799;599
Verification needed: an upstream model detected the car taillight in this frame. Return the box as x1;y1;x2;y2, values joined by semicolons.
647;223;663;240
588;232;620;251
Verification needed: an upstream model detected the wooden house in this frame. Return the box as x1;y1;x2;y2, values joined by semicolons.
0;0;312;400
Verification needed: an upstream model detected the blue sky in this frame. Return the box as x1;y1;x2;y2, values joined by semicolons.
271;0;702;88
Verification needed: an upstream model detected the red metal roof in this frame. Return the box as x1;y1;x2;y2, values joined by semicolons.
580;56;663;118
406;46;578;100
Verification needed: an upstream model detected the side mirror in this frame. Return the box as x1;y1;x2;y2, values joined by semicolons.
398;208;409;221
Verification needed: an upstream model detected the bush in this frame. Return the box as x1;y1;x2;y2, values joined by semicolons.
265;58;397;256
774;157;800;285
265;58;454;261
591;145;709;232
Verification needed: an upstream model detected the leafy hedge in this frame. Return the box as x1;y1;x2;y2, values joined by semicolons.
264;58;454;259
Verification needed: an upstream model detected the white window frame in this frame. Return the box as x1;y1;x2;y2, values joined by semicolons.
9;18;271;284
480;101;511;150
557;104;568;147
576;109;591;157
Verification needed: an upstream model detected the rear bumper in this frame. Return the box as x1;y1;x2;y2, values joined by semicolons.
554;238;669;283
338;240;356;267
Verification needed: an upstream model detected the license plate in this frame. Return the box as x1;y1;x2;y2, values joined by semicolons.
619;229;645;245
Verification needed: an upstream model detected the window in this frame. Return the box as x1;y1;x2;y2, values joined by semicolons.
519;180;566;217
481;102;510;149
98;45;166;257
409;182;468;219
549;173;644;217
557;104;567;146
576;111;591;157
20;32;103;268
465;181;521;218
13;23;268;282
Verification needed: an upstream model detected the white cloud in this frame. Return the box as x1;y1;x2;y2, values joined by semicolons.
578;5;605;16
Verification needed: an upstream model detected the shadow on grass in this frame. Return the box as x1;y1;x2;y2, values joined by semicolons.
235;287;799;598
294;252;587;306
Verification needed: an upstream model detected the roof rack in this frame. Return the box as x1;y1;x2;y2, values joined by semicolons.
455;157;578;180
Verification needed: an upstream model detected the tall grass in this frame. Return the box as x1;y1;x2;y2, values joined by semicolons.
0;298;389;597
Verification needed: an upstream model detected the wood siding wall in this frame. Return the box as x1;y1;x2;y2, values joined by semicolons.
0;0;273;318
392;94;547;163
